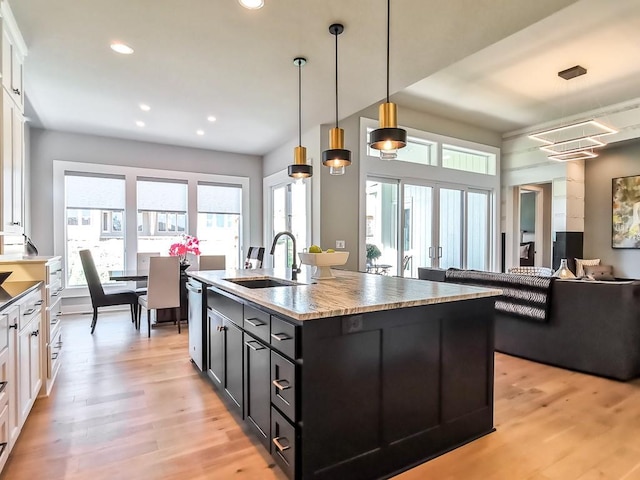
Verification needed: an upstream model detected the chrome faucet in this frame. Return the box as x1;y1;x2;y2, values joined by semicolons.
270;231;301;281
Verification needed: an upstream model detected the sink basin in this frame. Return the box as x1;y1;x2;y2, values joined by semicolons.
225;277;302;289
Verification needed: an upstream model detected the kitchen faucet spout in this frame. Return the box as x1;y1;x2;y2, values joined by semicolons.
270;231;301;281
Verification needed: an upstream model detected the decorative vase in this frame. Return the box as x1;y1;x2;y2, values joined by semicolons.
553;259;575;278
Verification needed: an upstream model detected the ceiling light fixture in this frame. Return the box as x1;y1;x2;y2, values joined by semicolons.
239;0;264;10
196;129;205;136
207;116;217;122
136;121;145;127
322;23;351;176
288;57;313;179
369;0;406;160
110;43;134;55
529;67;617;162
139;103;150;111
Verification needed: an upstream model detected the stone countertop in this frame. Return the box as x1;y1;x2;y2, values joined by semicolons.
188;268;501;321
0;281;41;311
0;255;61;264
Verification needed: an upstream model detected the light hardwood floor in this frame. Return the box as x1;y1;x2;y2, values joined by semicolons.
2;311;640;480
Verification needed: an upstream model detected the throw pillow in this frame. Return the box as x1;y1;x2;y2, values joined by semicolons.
519;244;530;259
584;264;615;281
575;258;600;277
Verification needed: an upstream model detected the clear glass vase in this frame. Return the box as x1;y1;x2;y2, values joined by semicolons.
553;258;575;278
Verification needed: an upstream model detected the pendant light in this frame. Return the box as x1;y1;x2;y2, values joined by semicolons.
288;57;313;179
369;0;406;160
322;23;351;176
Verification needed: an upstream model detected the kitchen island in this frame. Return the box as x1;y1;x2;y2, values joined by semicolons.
188;268;501;480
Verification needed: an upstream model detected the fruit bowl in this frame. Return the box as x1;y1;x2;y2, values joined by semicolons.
298;252;349;279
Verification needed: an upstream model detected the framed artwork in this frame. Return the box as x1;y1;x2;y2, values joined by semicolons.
612;175;640;248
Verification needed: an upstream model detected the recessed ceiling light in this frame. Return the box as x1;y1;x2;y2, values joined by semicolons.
136;121;145;127
207;115;216;122
196;129;205;136
139;103;151;111
110;43;134;55
239;0;264;9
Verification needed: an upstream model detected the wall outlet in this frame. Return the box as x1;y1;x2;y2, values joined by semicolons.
336;240;345;249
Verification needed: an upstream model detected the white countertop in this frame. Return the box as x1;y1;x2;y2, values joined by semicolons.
0;255;61;264
188;268;501;321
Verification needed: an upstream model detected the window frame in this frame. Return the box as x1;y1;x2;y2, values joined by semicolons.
53;160;250;296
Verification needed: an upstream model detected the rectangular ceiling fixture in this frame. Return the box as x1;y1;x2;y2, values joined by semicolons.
529;120;617;162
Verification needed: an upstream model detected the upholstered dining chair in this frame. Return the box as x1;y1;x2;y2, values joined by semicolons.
199;255;226;270
79;249;139;334
135;252;160;293
137;255;181;337
244;247;265;269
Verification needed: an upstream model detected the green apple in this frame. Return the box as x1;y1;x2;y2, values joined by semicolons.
308;245;322;253
326;249;335;253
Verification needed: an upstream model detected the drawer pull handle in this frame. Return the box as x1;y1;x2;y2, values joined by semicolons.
12;87;20;95
23;308;35;316
216;325;226;332
245;318;266;328
272;379;291;391
272;436;290;453
0;381;7;394
245;340;266;351
51;352;59;360
31;329;39;337
35;300;44;306
9;323;17;329
0;442;6;457
271;332;291;342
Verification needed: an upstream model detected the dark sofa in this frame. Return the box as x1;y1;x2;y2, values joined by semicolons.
418;267;640;381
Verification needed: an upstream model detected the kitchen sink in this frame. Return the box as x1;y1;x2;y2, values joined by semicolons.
225;277;303;289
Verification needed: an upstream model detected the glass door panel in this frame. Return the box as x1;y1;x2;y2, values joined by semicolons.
271;182;308;270
467;190;489;271
271;185;288;269
366;179;398;274
402;184;433;277
438;188;463;269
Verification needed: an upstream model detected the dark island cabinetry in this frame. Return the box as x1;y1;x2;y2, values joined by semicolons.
203;283;495;480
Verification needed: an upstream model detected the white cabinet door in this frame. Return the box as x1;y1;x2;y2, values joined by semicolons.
28;317;41;401
1;88;23;234
17;323;30;422
1;27;24;111
5;307;18;447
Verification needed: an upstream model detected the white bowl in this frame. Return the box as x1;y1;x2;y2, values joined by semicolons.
298;252;349;279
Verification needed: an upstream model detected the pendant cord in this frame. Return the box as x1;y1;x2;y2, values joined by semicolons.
335;31;339;128
386;0;390;103
298;62;302;147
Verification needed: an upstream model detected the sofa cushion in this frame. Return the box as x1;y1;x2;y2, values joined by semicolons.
584;264;615;281
575;258;600;277
444;269;554;322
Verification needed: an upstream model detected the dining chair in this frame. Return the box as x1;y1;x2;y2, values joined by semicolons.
136;252;160;293
137;255;181;337
199;255;226;270
244;247;265;269
79;249;139;334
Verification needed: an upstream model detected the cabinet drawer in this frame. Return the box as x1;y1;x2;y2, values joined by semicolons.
47;260;62;286
48;295;63;337
48;280;63;303
18;290;43;331
207;289;242;326
0;402;8;472
270;316;298;359
48;328;63;379
271;407;296;480
244;305;270;343
271;351;296;422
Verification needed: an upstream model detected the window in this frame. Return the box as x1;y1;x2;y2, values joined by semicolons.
442;145;496;175
197;183;242;269
65;173;126;287
55;161;250;290
137;179;188;255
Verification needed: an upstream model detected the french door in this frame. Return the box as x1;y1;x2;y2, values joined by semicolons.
366;178;491;277
270;181;308;270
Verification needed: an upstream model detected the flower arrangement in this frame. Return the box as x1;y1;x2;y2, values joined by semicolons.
169;234;201;264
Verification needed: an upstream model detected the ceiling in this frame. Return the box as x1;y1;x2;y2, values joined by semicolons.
12;0;640;156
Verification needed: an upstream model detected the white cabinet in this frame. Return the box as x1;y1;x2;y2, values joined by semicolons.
0;257;64;396
0;1;25;111
0;285;43;474
0;0;26;240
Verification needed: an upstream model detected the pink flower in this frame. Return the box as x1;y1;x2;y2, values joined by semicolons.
169;235;200;262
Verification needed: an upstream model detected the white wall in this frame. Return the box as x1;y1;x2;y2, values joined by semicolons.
29;128;264;255
584;139;640;279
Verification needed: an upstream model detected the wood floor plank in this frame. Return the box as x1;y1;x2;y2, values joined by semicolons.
2;310;640;480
